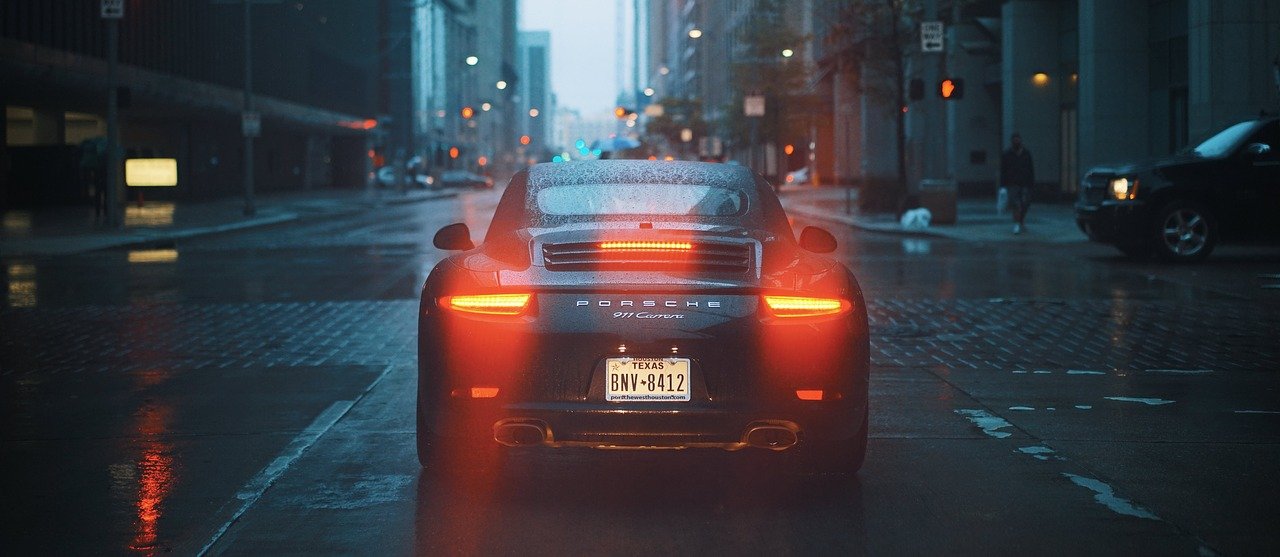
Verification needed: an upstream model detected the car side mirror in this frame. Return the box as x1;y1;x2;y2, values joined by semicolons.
433;223;474;251
798;226;837;253
1244;142;1272;157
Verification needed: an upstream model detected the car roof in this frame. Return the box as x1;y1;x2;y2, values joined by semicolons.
526;159;755;190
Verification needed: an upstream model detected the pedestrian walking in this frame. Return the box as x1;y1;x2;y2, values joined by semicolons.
1000;132;1035;234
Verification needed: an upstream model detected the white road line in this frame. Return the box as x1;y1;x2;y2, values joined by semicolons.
954;409;1015;438
192;364;395;556
1233;410;1280;414
1105;396;1175;406
1062;473;1160;520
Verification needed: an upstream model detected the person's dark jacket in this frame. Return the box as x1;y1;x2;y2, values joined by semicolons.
1000;147;1034;188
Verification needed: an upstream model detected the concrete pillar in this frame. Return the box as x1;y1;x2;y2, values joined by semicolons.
1002;0;1062;188
1187;0;1280;140
31;108;66;145
1078;0;1149;173
833;69;860;184
948;21;1001;191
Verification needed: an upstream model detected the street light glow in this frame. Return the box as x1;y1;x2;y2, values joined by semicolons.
529;108;540;118
465;55;478;66
688;28;702;39
481;102;492;111
643;87;655;96
659;66;670;76
496;80;507;90
782;48;794;58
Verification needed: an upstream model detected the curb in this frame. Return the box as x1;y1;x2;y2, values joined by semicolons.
0;190;460;257
784;204;952;239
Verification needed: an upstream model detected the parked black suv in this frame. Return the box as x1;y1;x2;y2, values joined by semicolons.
1076;117;1280;262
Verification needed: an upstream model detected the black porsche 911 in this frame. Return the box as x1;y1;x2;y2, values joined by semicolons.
418;160;869;474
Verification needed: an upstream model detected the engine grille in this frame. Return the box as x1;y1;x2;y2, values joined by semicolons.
542;241;753;273
1080;174;1110;205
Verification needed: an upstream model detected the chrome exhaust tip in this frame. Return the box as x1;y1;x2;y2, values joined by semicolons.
493;420;548;447
744;424;799;450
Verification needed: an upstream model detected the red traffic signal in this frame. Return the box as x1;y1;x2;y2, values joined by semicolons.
939;78;964;100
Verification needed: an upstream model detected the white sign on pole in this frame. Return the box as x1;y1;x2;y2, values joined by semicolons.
921;21;944;53
744;95;765;117
241;111;261;137
101;0;124;18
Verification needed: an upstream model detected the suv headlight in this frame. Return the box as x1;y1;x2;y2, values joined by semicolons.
1109;177;1138;200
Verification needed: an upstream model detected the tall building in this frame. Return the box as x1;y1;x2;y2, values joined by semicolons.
1;0;520;208
517;31;554;156
816;0;1280;201
1;1;398;207
414;0;519;176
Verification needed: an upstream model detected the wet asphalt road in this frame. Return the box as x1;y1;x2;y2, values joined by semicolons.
3;188;1280;556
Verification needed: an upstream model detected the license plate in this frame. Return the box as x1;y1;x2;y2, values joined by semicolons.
605;357;691;402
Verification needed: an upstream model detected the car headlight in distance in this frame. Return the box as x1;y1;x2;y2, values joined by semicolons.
762;295;851;318
1110;177;1138;200
440;293;531;315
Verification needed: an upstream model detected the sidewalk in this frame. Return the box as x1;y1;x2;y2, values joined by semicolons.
778;185;1085;244
0;187;457;257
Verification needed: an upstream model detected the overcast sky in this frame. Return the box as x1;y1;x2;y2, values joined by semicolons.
520;0;623;118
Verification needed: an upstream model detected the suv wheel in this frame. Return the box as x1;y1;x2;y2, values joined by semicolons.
1153;200;1216;263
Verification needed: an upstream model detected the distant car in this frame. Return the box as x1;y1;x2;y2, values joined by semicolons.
784;167;810;185
439;170;494;189
418;160;870;475
1075;117;1280;262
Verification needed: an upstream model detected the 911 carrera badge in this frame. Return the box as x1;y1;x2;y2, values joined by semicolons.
612;311;684;319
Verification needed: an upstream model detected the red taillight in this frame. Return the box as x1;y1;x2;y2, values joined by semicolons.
440;293;531;316
795;389;824;401
598;241;692;251
763;295;851;318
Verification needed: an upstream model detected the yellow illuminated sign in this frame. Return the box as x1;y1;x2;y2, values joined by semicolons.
125;158;178;187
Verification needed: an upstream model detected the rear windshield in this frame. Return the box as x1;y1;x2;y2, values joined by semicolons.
535;184;747;217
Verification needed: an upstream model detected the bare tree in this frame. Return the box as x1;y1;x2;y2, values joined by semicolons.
823;0;919;212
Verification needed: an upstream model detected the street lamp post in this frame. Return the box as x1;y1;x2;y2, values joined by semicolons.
241;0;256;216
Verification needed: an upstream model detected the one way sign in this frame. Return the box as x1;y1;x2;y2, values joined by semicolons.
921;21;944;52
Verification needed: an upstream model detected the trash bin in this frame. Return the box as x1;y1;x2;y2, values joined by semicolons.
917;178;957;224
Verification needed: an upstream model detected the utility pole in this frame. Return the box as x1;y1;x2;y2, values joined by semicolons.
102;0;123;228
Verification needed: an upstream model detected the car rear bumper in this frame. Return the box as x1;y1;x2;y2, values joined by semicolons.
1075;201;1148;244
426;396;868;450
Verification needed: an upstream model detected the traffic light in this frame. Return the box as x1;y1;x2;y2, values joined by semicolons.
909;78;924;101
939;78;964;100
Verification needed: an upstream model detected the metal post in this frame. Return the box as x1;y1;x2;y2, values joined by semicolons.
242;0;256;216
105;17;122;228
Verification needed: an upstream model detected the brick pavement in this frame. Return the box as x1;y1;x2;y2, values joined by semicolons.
4;297;1275;379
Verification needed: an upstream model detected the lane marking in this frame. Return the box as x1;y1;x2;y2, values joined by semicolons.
1233;410;1280;414
1105;396;1175;406
192;365;395;556
1075;405;1093;410
1009;406;1035;411
1144;369;1212;374
955;409;1014;438
1067;370;1105;375
1017;445;1064;461
1062;473;1160;520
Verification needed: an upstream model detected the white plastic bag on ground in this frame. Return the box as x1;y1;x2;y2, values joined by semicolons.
996;187;1009;215
900;207;932;230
